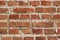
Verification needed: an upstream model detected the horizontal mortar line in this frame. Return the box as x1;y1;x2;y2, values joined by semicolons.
0;34;59;37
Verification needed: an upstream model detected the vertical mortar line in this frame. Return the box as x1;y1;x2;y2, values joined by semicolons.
40;0;44;36
28;0;33;35
6;1;10;35
17;0;21;36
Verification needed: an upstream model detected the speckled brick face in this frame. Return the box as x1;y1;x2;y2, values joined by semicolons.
0;0;60;40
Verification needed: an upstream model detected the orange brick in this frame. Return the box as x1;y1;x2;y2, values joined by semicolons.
0;29;7;34
8;1;17;6
31;14;40;19
47;36;57;40
32;22;54;27
9;29;19;34
9;14;19;19
13;37;23;40
9;22;30;27
42;14;53;19
0;22;8;27
18;1;28;6
30;1;40;6
0;15;8;20
2;37;11;40
41;1;51;6
24;37;34;40
0;1;6;5
44;29;55;35
53;14;60;19
32;29;43;34
36;37;46;40
22;29;30;34
35;8;56;13
13;8;34;13
0;8;8;13
20;14;30;20
53;1;60;6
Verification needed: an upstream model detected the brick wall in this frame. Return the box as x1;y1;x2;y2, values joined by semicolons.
0;0;60;40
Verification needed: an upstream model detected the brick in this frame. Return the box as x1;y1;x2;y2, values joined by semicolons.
53;14;60;19
8;1;17;6
32;29;42;34
13;8;34;13
0;1;6;6
36;37;46;40
20;14;30;20
47;36;57;40
57;8;60;12
9;14;19;19
0;8;8;13
41;1;51;6
44;29;55;35
0;29;7;34
9;22;30;27
56;22;60;27
32;22;53;27
53;1;60;6
57;29;60;34
0;22;8;27
13;37;23;40
0;15;8;20
24;37;34;40
42;14;53;19
31;14;40;19
35;8;56;13
2;37;11;40
18;1;28;6
9;29;19;34
30;1;40;6
22;28;30;34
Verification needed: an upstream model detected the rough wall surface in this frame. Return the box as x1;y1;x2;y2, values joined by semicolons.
0;0;60;40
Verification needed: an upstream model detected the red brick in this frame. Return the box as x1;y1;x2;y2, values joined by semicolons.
32;22;53;27
20;14;30;20
9;14;19;19
0;22;8;27
18;1;28;6
0;8;8;13
35;8;56;13
56;22;60;27
22;28;30;34
47;36;57;40
32;29;42;34
8;1;17;6
44;29;55;35
57;8;60;12
36;37;46;40
31;14;40;19
24;37;34;40
30;1;40;6
0;29;7;34
13;37;23;40
53;14;60;19
42;14;53;19
57;29;60;34
9;29;19;34
2;37;11;40
13;8;34;13
41;1;51;6
0;1;6;5
0;15;8;20
9;22;30;27
53;1;60;6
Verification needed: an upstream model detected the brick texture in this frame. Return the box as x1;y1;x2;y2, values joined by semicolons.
0;0;60;40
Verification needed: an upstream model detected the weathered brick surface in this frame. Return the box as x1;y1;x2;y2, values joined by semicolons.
0;0;60;40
